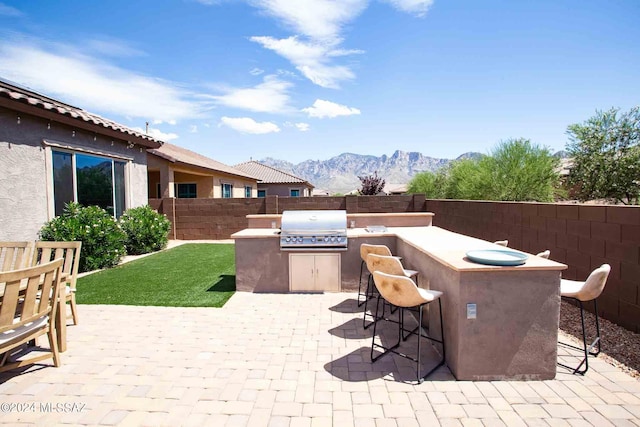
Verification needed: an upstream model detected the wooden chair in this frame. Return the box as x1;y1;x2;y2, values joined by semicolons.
0;242;32;271
32;241;82;327
0;258;64;372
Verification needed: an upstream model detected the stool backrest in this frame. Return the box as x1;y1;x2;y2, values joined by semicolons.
360;243;392;262
576;264;611;302
536;250;550;259
366;253;405;276
372;271;427;308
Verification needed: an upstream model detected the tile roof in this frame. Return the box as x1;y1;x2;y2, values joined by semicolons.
149;143;257;180
234;160;314;188
0;78;162;148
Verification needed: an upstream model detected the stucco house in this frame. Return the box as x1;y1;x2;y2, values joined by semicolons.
147;143;258;199
0;79;163;241
234;160;314;197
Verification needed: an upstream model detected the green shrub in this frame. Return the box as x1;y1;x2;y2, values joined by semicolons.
119;205;171;255
39;202;126;272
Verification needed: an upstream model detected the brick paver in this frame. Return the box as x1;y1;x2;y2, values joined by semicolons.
0;292;638;426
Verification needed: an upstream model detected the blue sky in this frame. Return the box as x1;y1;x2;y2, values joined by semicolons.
1;0;638;165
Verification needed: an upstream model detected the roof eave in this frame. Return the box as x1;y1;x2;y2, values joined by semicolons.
0;96;162;149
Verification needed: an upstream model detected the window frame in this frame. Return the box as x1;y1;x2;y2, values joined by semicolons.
47;146;129;219
174;182;198;199
221;182;233;199
257;189;266;198
289;188;301;197
245;185;252;198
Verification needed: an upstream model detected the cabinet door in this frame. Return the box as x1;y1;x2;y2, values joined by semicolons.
314;253;341;292
289;254;316;292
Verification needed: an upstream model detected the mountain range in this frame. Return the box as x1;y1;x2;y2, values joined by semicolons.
259;150;483;194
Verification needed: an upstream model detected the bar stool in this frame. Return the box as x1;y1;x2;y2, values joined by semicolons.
559;264;610;375
359;244;391;306
370;270;445;383
364;254;419;328
536;250;550;259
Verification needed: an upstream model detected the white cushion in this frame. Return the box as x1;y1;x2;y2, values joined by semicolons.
417;287;442;303
0;316;49;345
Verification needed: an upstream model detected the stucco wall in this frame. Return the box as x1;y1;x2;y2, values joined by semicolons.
0;107;149;241
259;184;312;197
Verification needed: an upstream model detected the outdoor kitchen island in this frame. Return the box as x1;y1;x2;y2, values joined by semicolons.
232;216;567;380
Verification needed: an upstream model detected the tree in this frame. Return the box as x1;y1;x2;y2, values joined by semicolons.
358;171;386;195
566;107;640;204
408;139;561;202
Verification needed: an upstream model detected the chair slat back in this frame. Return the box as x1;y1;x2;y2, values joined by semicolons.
0;242;32;272
33;241;82;290
366;253;405;276
0;259;63;335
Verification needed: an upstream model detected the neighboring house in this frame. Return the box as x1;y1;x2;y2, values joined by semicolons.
0;79;163;241
148;143;258;199
384;183;408;195
234;160;314;197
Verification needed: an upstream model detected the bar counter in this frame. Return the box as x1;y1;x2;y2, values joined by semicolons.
233;225;567;380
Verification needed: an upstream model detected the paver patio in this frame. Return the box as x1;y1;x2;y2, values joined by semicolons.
1;292;639;426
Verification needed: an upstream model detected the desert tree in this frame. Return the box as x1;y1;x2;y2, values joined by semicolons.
566;106;640;204
358;171;386;195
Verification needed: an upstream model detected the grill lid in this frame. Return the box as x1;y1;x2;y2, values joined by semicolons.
280;210;348;249
280;210;347;234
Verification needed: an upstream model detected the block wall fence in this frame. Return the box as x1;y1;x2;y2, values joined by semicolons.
149;195;640;332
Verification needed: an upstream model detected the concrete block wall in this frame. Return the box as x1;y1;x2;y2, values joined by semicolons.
426;199;640;333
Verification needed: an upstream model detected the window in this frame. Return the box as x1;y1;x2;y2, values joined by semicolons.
52;150;126;217
245;186;252;198
222;183;233;198
290;189;300;197
257;190;266;198
156;183;161;198
174;183;197;198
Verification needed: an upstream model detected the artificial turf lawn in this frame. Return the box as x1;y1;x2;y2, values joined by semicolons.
76;243;235;307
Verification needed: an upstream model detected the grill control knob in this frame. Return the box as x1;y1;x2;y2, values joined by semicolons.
311;236;316;243
330;236;336;242
324;236;329;242
285;237;291;242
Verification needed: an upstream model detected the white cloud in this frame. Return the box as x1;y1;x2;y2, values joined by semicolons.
381;0;434;17
189;125;198;133
249;67;265;76
85;37;146;58
295;122;310;131
302;99;361;118
0;39;207;123
131;126;179;142
209;75;293;113
249;0;368;42
0;3;22;16
219;117;281;134
250;36;360;89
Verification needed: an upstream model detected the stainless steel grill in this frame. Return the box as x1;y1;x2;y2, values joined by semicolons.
280;210;348;250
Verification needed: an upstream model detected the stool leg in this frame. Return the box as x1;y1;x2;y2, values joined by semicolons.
363;275;375;329
357;260;366;306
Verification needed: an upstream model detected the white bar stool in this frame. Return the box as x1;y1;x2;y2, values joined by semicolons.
559;264;610;375
370;270;445;383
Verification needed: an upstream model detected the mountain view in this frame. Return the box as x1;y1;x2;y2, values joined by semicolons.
260;150;483;194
